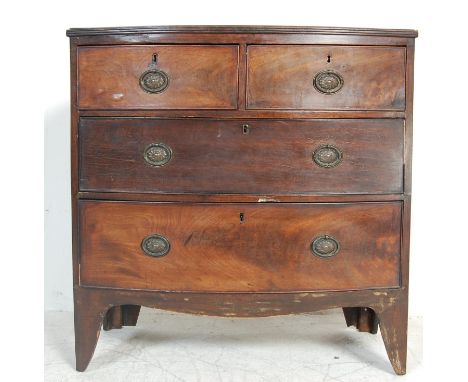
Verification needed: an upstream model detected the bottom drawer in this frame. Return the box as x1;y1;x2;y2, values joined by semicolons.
79;201;401;292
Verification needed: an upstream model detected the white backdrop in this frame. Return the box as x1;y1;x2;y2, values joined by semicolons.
16;0;467;378
44;0;462;319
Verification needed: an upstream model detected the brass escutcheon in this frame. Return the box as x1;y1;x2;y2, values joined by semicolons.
141;234;171;257
312;144;343;168
313;70;344;94
311;235;340;258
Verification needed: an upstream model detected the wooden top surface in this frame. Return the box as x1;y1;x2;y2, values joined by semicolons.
66;25;418;38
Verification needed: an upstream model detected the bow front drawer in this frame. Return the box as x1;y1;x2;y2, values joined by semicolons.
79;118;404;194
247;45;406;110
79;201;402;292
77;45;239;109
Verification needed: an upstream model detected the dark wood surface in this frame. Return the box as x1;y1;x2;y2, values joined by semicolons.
247;45;406;110
69;33;414;49
66;25;418;38
78;191;405;203
78;109;406;119
68;25;416;374
79;118;403;195
78;45;239;109
102;305;141;331
343;307;379;334
79;201;401;291
74;286;408;373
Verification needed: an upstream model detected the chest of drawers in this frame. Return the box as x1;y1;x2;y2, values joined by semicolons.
66;25;417;374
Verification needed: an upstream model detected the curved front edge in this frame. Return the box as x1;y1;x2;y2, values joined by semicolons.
74;286;407;372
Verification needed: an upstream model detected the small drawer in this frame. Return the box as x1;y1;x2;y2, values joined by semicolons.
79;201;401;292
247;45;406;110
77;45;239;109
79;118;404;195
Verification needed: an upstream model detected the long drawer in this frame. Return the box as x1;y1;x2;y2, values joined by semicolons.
247;45;406;110
77;45;239;109
79;118;404;195
79;201;402;292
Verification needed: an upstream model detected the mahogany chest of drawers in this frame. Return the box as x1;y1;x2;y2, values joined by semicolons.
66;25;417;374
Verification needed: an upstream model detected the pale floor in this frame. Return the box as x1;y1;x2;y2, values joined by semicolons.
45;308;422;381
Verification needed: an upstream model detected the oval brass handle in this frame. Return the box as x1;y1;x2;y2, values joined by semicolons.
143;143;172;167
141;234;171;257
311;235;340;258
313;70;344;94
313;144;342;168
139;54;169;93
140;69;169;93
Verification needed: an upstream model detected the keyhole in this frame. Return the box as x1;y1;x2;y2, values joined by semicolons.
242;124;250;135
240;213;245;223
152;53;158;64
327;55;331;63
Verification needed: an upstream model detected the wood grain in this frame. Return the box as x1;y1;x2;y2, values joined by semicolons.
70;34;414;51
73;285;407;371
69;25;416;374
79;201;402;292
79;118;404;195
78;109;405;119
67;25;418;38
78;45;239;109
247;45;406;110
78;191;405;203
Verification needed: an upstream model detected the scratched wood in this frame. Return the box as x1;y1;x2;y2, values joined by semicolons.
77;45;239;109
247;45;406;110
74;286;408;372
68;25;416;374
79;118;404;195
79;201;402;292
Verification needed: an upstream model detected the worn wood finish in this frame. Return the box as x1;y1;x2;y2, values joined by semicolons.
80;118;403;195
247;45;406;110
73;285;407;372
68;25;416;374
78;191;405;203
78;45;239;109
378;297;409;375
79;109;405;119
75;285;406;318
79;201;401;291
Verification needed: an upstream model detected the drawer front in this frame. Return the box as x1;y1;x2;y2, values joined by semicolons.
80;118;403;194
79;201;401;292
247;45;406;110
77;45;239;109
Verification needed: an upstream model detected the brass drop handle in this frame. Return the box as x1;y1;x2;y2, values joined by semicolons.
143;143;172;167
313;70;344;94
141;234;171;257
312;144;342;168
139;53;169;93
311;235;340;258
